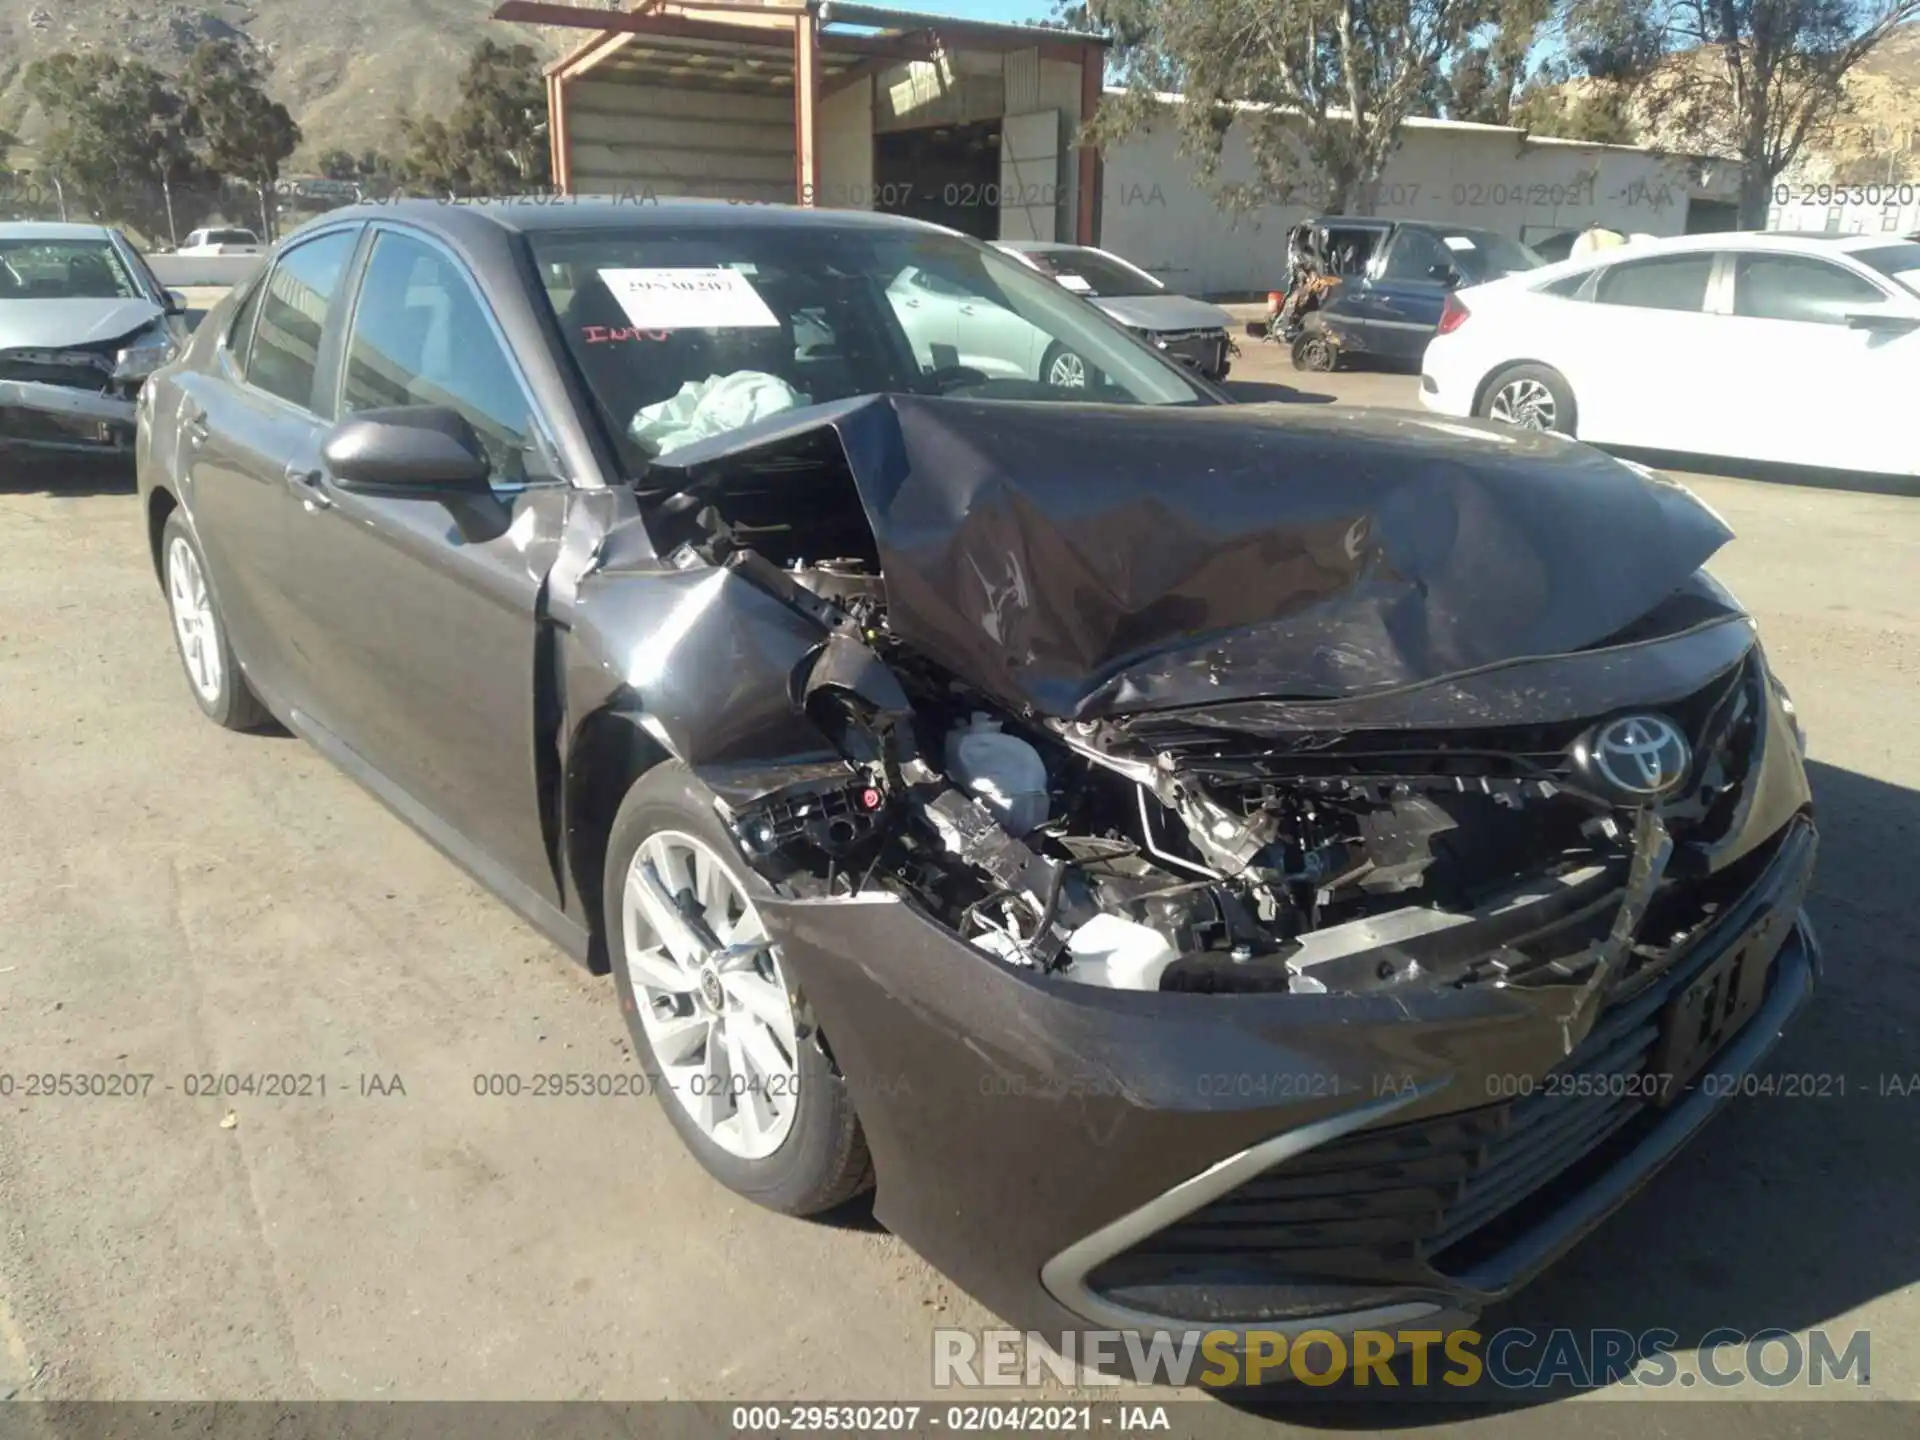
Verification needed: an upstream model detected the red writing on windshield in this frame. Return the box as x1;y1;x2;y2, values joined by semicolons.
583;325;673;344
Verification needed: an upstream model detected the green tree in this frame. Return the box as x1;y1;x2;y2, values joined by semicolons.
1510;77;1641;144
181;40;301;240
400;40;550;195
1568;0;1920;224
23;52;214;239
317;148;359;181
1444;3;1556;125
1081;0;1552;214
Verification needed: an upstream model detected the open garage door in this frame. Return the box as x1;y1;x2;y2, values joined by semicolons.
1000;110;1064;242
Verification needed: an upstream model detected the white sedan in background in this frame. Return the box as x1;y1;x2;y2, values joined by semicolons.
1420;230;1920;474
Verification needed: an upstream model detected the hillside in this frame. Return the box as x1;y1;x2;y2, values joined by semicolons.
0;0;572;164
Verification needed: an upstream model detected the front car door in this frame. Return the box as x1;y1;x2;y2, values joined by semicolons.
1556;250;1722;452
173;226;363;709
1716;248;1920;472
272;223;570;908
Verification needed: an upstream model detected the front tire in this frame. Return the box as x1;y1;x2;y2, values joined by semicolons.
1477;363;1577;435
161;511;271;731
605;762;872;1216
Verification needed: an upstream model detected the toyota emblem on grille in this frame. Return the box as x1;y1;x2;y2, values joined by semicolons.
1576;714;1692;803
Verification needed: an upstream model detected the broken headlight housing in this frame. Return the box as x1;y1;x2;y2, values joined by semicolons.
113;327;177;383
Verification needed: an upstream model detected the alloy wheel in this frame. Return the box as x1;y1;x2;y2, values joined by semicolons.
623;830;800;1160
1047;350;1088;387
166;535;223;704
1489;378;1556;431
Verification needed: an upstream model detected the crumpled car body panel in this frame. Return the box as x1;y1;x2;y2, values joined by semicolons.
642;395;1733;720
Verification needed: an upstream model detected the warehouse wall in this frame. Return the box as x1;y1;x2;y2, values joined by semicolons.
563;79;795;203
1101;112;1738;296
817;75;875;208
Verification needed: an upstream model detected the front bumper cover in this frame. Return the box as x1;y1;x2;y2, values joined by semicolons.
0;378;136;453
761;707;1819;1351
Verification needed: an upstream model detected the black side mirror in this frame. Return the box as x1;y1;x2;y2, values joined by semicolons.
164;289;189;315
1845;310;1920;335
323;406;494;496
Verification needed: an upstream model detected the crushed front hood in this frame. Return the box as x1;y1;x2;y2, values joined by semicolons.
1090;293;1235;333
652;394;1735;720
0;297;163;351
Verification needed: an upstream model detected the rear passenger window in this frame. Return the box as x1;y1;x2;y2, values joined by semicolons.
1381;229;1453;282
225;277;266;371
247;230;357;409
1538;271;1591;299
1594;254;1715;312
341;231;534;482
1733;254;1887;325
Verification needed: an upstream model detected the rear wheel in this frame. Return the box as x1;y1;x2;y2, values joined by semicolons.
1041;341;1091;389
161;511;271;731
1291;332;1338;372
605;762;872;1215
1477;363;1577;435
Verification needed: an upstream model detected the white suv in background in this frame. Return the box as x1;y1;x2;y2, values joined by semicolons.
1420;230;1920;475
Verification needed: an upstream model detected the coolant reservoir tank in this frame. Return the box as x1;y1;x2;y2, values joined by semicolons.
1064;914;1181;991
944;713;1049;836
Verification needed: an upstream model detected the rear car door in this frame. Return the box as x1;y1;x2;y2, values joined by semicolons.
173;226;362;708
273;224;569;906
1718;249;1917;471
1365;228;1455;363
1559;251;1722;451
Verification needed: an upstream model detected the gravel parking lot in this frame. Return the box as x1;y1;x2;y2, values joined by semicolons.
0;331;1915;1432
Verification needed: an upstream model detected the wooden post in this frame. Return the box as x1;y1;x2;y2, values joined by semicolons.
548;72;573;195
794;11;820;205
1076;41;1102;245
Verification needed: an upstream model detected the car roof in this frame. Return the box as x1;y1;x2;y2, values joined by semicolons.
1566;229;1909;257
285;197;963;243
0;221;118;241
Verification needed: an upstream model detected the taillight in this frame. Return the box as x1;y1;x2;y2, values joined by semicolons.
1437;294;1470;335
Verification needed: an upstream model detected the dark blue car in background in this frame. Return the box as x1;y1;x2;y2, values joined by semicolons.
1297;218;1543;368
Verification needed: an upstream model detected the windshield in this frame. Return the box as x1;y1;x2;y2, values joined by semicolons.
1439;230;1545;282
203;229;257;245
529;225;1210;466
1852;242;1920;297
1013;246;1165;297
0;238;142;301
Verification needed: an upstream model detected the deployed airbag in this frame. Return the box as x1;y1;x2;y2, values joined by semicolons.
631;371;809;458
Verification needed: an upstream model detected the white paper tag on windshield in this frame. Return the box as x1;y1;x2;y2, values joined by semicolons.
597;267;779;330
1442;235;1477;252
1056;274;1095;293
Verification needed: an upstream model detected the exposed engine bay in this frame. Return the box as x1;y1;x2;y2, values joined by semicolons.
630;401;1768;999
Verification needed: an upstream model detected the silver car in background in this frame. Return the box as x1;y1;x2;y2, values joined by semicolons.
0;222;190;461
996;240;1238;382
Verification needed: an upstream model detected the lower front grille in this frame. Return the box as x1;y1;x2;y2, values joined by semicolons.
1090;817;1813;1303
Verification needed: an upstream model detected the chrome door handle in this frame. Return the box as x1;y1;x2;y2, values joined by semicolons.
181;412;209;446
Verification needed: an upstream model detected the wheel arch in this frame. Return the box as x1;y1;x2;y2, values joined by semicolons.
562;704;676;974
146;485;180;587
1471;358;1566;419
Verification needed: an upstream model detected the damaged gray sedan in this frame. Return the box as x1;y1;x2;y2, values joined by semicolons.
1;222;189;460
136;200;1818;1357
